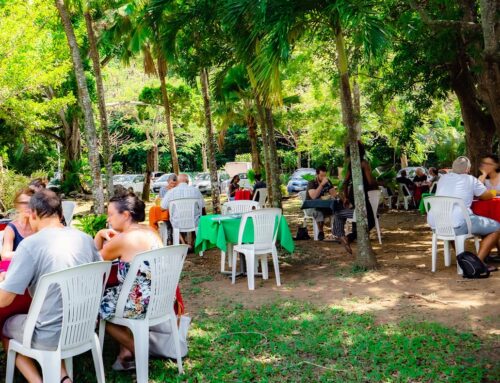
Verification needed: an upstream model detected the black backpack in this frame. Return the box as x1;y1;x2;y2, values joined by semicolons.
457;252;490;279
294;226;311;240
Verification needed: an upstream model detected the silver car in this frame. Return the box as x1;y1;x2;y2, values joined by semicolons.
113;174;145;194
193;172;230;194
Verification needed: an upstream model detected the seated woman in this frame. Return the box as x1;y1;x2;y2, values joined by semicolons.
228;175;240;201
333;142;377;254
1;188;34;260
94;191;163;371
479;154;500;193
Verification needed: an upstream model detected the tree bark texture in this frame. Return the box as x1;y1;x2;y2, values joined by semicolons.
158;57;180;174
450;50;496;173
142;148;154;202
200;68;221;214
255;97;273;205
62;116;83;192
55;0;104;213
335;27;377;269
264;107;282;208
201;142;208;172
247;114;261;173
84;11;114;200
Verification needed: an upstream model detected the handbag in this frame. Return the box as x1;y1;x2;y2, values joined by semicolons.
149;315;191;358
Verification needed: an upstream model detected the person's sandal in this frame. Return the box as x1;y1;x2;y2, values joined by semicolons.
487;265;498;273
112;359;136;371
61;376;72;383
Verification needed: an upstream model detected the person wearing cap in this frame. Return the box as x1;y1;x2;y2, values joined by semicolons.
427;156;500;271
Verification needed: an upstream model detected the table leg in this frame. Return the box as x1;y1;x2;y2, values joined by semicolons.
221;243;245;277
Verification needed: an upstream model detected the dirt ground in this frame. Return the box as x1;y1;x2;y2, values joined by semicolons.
169;198;500;343
74;196;499;348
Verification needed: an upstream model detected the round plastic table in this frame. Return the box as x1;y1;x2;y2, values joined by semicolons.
471;198;500;223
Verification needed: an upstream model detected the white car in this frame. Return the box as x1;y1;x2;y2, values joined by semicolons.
193;172;230;194
113;174;145;194
151;173;193;194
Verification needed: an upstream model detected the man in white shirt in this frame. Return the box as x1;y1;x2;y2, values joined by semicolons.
427;156;500;266
161;174;206;245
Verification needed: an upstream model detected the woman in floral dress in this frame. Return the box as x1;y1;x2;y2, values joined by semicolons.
94;191;162;371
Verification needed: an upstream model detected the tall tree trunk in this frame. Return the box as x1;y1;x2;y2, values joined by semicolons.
142;148;154;202
153;144;159;171
335;26;377;269
264;107;282;208
157;57;180;174
200;67;221;214
297;151;302;168
255;97;273;205
201;142;208;172
400;153;408;168
246;114;261;173
84;11;113;200
450;51;496;173
55;0;104;213
62;116;83;192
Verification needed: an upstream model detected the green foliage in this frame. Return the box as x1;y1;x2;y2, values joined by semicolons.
74;214;107;237
234;153;252;163
66;301;497;382
0;170;29;211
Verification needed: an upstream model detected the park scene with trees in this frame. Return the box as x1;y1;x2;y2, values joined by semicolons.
0;0;499;382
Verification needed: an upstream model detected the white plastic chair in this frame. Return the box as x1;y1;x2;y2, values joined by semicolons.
424;196;480;274
169;198;202;256
220;200;261;272
368;189;382;244
6;261;112;383
222;200;260;215
298;191;319;240
158;221;170;246
252;188;268;208
379;186;392;209
99;245;189;382
397;184;414;210
231;208;282;290
430;181;438;194
62;201;76;226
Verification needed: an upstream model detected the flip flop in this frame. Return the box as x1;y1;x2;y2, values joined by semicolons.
487;265;498;273
112;359;136;371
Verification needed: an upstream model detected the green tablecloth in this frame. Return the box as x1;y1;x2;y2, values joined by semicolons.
194;214;295;254
419;193;434;214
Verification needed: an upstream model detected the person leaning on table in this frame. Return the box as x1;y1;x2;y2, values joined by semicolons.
0;189;101;383
426;156;500;272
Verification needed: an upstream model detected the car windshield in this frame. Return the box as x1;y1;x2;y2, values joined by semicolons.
156;174;170;182
113;175;127;183
196;173;210;181
293;170;315;179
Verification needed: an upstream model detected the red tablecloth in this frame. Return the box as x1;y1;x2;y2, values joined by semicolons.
0;260;32;333
471;198;500;223
235;189;252;200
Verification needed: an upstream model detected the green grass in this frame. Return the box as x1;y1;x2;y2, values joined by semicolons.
3;301;498;382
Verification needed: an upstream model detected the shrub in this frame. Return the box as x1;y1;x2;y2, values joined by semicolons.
75;214;108;237
0;170;29;211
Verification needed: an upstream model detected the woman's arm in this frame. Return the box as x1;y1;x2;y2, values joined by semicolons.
94;229;122;261
1;226;16;260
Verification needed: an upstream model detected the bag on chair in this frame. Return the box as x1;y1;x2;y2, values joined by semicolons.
295;225;311;240
149;316;191;358
457;251;490;279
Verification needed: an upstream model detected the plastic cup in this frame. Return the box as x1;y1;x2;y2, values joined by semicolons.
491;189;497;197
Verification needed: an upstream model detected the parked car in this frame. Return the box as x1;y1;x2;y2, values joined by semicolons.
286;168;316;194
151;173;174;194
113;174;145;194
193;171;230;194
396;167;429;179
150;171;165;182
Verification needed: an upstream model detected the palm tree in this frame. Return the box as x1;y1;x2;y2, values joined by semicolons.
54;0;105;213
223;0;389;268
103;1;181;174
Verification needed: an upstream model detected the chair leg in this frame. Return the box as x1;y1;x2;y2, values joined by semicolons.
91;335;106;383
64;357;73;381
231;250;238;284
271;247;281;287
312;219;319;241
431;234;437;272
40;352;61;383
444;241;451;267
130;324;150;383
5;348;16;383
220;251;226;273
261;255;269;280
244;252;256;290
474;236;480;253
375;218;382;244
455;238;465;275
170;315;184;374
173;229;180;246
98;319;106;350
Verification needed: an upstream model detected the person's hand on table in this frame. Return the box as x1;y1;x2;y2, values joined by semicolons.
97;228;118;241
